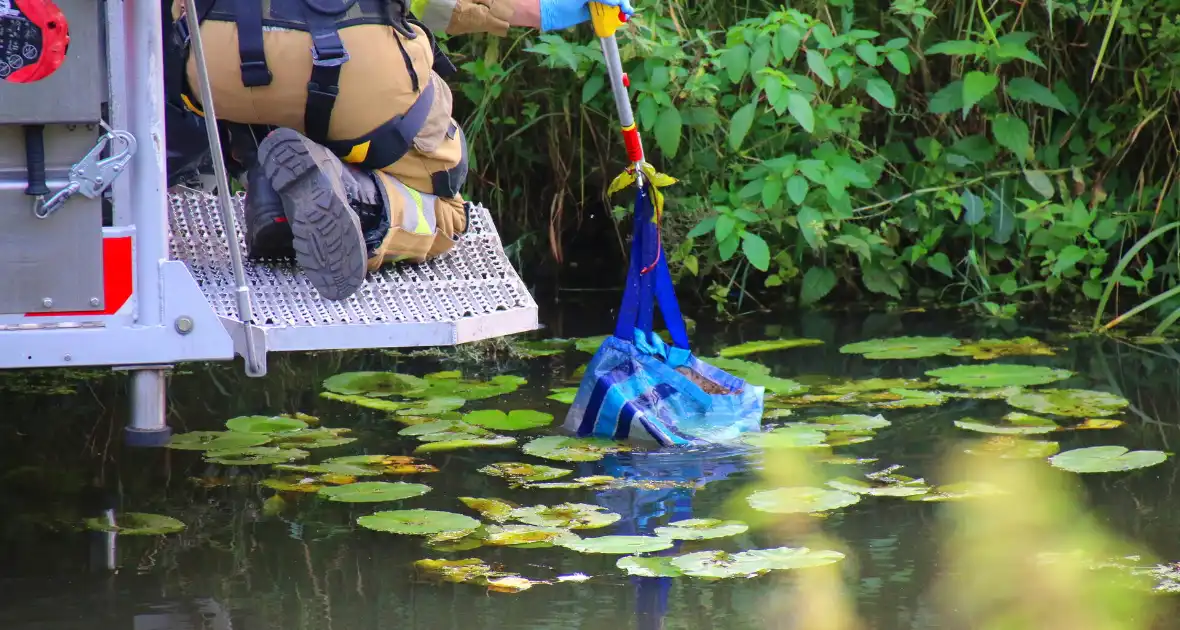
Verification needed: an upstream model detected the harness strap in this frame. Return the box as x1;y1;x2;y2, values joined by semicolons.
325;80;435;169
302;5;350;144
234;0;272;86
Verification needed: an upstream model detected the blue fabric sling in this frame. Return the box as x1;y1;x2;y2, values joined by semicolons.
562;182;764;445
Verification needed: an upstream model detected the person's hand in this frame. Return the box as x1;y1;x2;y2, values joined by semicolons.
539;0;635;33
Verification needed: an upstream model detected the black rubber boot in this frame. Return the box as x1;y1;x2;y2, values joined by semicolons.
256;128;369;301
243;164;295;259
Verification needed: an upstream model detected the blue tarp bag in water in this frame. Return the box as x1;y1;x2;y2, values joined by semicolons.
562;183;764;446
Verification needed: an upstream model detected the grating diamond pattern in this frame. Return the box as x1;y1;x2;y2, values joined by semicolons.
167;190;536;329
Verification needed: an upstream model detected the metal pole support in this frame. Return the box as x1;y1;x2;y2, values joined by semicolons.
125;368;172;446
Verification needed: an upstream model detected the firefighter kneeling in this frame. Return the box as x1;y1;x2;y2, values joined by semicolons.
170;0;633;300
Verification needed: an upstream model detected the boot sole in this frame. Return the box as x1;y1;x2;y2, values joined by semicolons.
257;129;367;301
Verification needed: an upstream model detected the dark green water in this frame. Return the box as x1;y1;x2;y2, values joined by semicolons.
4;305;1180;629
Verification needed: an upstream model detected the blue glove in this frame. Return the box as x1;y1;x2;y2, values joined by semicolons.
539;0;636;33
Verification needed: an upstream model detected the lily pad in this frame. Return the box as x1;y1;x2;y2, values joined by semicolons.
1007;389;1130;418
415;558;496;583
574;335;610;354
522;475;617;490
84;512;186;536
705;357;772;378
413;436;517;454
400;419;486;437
870;388;949;409
511;503;621;530
671;547;844;579
746;487;861;514
654;518;749;541
405;374;526;401
964;437;1061;459
1075;418;1125;430
479;462;572;483
945;337;1057;360
839;336;961;359
926;364;1072;388
826;476;929;497
953;414;1060;435
168;431;271;451
357;509;480;535
317;481;431;503
908;481;1006;502
486;576;547;593
718;338;824;358
548;387;579;404
464;409;555;432
798;414;891;432
517;339;573;357
744;373;809;396
558;535;674;554
814;377;934;394
484;524;579;546
395;396;467;416
522;436;629;462
459;497;518;523
948;386;1026;401
271;428;357;449
741;427;829;449
1049;446;1168;474
319;392;407;412
617;555;685;577
323;371;427;397
225;415;307;434
261;476;327;493
204;447;309;466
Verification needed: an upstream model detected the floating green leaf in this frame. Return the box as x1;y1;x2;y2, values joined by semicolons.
558;535;674;554
415;558;496;583
204;447;309;466
517;339;573;357
654;518;749;541
460;497;518;523
574;335;610;354
225;415;307;434
670;547;844;579
705;357;772;378
1048;446;1168;474
406;374;526;401
717;338;823;358
272;428;357;449
522;436;629;462
357;509;481;535
926;364;1072;388
744;373;809;396
908;481;1006;502
317;481;430;503
319;392;407;412
948;386;1026;401
522;475;617;490
742;427;829;449
511;503;621;530
261;476;327;493
839;336;961;359
413;436;517;454
813;377;935;394
945;337;1056;360
964;437;1061;459
479;462;571;483
746;487;860;514
798;414;891;432
1006;388;1130;417
464;409;555;431
84;512;186;536
826;476;929;497
870;388;949;409
323;371;427;397
395;396;467;416
484;524;580;547
168;431;271;451
954;414;1059;435
548;387;579;404
400;419;483;437
617;555;685;577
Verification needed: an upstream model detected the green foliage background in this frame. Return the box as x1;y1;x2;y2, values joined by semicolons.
440;0;1180;326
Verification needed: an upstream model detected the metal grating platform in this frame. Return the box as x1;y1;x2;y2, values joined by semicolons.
166;189;539;352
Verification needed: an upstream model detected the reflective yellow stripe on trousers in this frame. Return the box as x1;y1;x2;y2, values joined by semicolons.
386;177;437;261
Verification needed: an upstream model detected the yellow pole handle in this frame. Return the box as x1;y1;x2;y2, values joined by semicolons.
589;2;627;38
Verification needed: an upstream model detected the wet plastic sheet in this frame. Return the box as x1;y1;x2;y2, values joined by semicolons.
562;184;764;445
